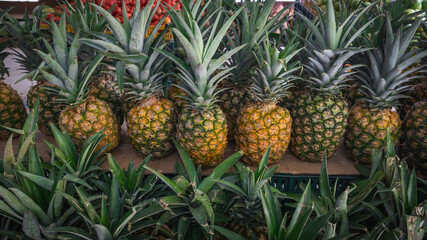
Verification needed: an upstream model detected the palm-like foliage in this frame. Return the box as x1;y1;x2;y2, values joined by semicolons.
353;130;426;239
144;140;243;239
222;0;291;86
65;0;111;62
0;5;51;81
81;0;170;101
54;176;166;240
214;147;281;237
157;4;246;111
36;15;104;104
0;103;80;239
101;154;167;208
44;124;107;183
356;18;427;109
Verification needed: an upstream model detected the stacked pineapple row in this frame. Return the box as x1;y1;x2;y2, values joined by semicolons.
0;0;426;171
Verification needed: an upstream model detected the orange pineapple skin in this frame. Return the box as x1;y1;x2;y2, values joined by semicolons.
235;102;292;166
345;104;401;164
176;106;227;167
58;96;120;152
27;80;64;135
127;97;177;158
0;82;27;139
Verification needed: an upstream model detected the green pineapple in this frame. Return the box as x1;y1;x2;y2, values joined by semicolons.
346;18;427;164
36;16;120;152
157;2;245;166
82;0;176;158
291;0;372;162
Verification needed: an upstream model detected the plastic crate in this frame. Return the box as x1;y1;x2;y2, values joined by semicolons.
271;174;360;194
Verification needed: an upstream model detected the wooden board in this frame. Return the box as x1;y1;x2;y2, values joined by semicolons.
0;125;360;176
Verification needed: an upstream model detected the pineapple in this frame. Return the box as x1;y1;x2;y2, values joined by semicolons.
82;0;176;158
291;0;371;162
1;8;62;135
401;100;427;172
66;0;125;126
346;18;427;164
36;17;120;152
219;0;289;140
0;42;27;139
235;39;301;165
88;71;124;126
157;2;245;166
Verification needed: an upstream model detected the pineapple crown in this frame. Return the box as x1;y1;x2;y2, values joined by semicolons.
251;38;302;103
298;0;376;51
36;15;103;105
66;0;110;34
65;0;111;61
298;0;374;95
356;17;427;109
0;6;51;81
223;0;290;85
305;49;363;95
81;0;169;102
157;2;246;111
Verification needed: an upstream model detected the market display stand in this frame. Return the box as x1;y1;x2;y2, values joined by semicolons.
0;126;360;177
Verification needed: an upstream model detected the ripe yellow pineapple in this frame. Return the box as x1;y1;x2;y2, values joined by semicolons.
235;39;300;165
158;2;245;166
36;18;120;152
0;82;27;139
220;0;289;141
81;0;176;158
346;18;427;164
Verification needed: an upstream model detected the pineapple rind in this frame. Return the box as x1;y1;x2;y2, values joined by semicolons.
27;80;64;135
346;104;401;164
176;106;227;167
0;82;27;139
291;94;349;162
127;97;176;158
89;72;124;126
236;102;292;166
401;100;427;171
59;96;120;152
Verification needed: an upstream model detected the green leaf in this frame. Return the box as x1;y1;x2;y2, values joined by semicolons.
173;139;197;184
23;211;42;240
9;188;51;226
144;165;185;195
213;225;247;240
198;151;243;193
93;224;113;240
17;171;53;191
